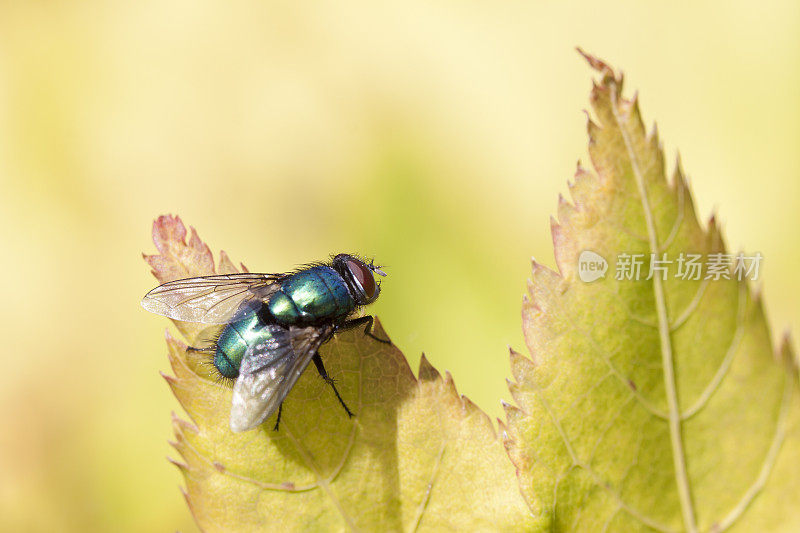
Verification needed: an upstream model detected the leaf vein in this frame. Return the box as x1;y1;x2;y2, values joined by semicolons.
531;375;673;532
409;443;446;533
669;280;710;332
282;421;360;532
539;276;669;420
608;83;696;532
714;372;793;532
659;176;685;252
587;396;636;466
681;282;746;420
178;425;321;492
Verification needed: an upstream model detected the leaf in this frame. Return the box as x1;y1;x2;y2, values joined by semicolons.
144;215;533;532
502;52;800;532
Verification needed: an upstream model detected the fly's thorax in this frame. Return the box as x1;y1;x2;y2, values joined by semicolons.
265;266;355;326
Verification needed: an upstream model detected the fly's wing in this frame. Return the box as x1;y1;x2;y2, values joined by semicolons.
141;273;284;324
229;324;335;432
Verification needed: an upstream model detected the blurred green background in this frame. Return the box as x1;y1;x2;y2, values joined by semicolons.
1;1;798;531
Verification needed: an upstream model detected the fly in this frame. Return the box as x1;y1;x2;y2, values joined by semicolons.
142;253;388;432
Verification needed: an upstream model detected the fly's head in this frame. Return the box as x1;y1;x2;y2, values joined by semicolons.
332;253;387;306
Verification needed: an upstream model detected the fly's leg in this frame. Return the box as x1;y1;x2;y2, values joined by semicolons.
312;353;354;418
185;345;218;374
273;403;283;431
338;315;391;344
186;346;214;353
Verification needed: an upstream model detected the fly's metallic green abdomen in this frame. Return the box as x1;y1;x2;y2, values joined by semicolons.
214;313;274;379
266;266;355;326
214;266;355;378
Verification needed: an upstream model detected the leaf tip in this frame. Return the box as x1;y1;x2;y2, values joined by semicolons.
418;353;441;382
179;486;202;524
585;112;601;146
442;369;459;397
706;212;729;252
218;249;239;274
501;400;524;436
145;213;217;285
371;316;389;341
460;394;477;413
152;213;186;246
557;193;578;224
167;455;189;472
576;47;614;77
778;331;798;369
496;417;508;437
509;346;535;375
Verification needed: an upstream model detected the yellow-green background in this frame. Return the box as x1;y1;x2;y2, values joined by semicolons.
1;2;798;531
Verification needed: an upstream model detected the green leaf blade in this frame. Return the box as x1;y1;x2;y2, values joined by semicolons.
505;53;800;532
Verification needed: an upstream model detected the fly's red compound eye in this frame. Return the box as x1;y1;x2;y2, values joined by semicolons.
346;259;376;299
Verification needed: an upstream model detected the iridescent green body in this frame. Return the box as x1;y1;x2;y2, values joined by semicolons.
142;252;386;432
214;266;356;378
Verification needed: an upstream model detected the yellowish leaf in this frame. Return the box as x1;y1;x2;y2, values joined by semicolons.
504;52;800;532
145;215;533;532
